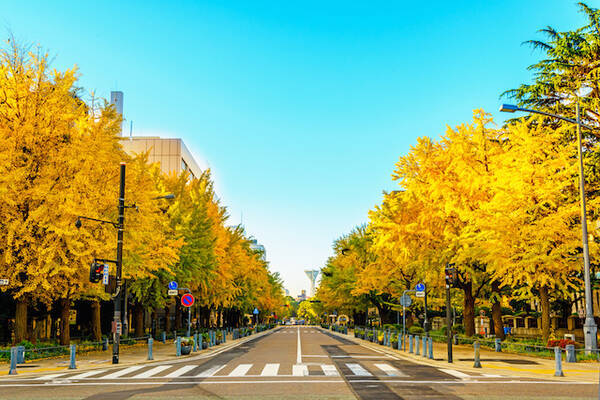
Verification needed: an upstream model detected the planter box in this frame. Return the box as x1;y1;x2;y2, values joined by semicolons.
202;342;208;349
392;341;399;349
216;340;221;345
181;345;192;355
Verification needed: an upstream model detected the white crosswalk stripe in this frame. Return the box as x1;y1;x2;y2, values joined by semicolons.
346;363;372;376
374;363;407;377
132;366;171;378
320;364;339;376
292;364;309;376
260;363;279;376
101;366;145;379
66;370;107;380
439;368;470;379
36;373;68;380
165;365;197;378
229;364;252;376
196;364;226;377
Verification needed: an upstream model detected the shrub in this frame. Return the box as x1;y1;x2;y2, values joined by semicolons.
180;337;195;346
547;339;579;349
408;325;424;334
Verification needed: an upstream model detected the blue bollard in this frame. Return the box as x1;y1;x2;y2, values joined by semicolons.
554;347;564;377
161;331;166;344
473;341;482;368
495;338;502;352
148;338;154;360
9;347;17;375
176;336;181;357
428;337;433;359
193;334;198;352
16;346;25;364
69;344;77;369
422;336;427;358
409;335;414;353
565;345;576;363
102;337;108;351
222;330;226;343
415;335;421;355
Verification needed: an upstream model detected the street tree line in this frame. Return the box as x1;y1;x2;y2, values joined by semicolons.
317;2;600;343
0;40;284;345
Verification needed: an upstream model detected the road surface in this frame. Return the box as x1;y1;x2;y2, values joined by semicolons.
0;326;595;399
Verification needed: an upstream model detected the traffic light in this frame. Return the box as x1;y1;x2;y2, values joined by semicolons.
89;262;104;283
445;264;457;288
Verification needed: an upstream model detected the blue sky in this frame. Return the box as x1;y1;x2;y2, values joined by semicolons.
3;1;590;296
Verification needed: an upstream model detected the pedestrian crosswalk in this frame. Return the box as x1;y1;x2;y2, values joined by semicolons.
31;362;488;381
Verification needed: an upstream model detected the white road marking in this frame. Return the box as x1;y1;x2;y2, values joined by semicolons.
131;366;171;379
260;363;279;376
482;374;502;377
8;379;588;387
374;363;407;377
321;365;339;376
296;327;302;364
164;365;197;378
65;370;107;380
196;364;225;377
292;365;309;376
346;363;372;376
229;364;253;377
101;366;144;379
439;369;470;379
35;373;68;380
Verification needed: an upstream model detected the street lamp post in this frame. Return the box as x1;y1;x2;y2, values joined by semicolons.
500;103;598;353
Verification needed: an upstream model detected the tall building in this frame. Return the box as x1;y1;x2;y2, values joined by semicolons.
249;239;266;261
110;91;203;179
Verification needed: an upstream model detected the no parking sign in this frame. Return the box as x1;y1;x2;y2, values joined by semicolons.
181;293;194;307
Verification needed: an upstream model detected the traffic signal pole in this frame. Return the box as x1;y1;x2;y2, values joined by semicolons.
446;284;453;363
113;162;126;364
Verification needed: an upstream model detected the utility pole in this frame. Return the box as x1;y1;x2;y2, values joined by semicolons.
113;162;126;364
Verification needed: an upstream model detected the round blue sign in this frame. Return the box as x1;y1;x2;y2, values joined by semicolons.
168;281;178;290
415;283;425;292
253;308;259;315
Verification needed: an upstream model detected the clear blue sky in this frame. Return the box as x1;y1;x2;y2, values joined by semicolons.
3;1;590;296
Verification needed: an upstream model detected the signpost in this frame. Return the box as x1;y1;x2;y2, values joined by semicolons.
168;289;178;296
168;281;178;290
415;283;428;338
253;308;259;325
181;294;195;308
401;290;415;351
0;279;8;286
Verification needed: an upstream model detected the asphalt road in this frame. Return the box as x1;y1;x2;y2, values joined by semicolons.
0;326;596;400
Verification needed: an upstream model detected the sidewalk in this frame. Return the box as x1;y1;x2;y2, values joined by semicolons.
0;329;275;377
326;328;599;383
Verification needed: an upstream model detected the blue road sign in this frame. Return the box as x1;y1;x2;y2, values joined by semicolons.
415;283;425;292
168;281;178;290
102;264;109;285
253;308;259;315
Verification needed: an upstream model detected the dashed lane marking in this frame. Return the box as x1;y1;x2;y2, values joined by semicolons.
292;365;309;376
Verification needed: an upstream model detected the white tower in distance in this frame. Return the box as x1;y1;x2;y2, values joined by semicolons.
304;270;319;297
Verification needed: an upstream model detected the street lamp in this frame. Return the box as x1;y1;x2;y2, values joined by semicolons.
500;103;598;353
75;162;175;363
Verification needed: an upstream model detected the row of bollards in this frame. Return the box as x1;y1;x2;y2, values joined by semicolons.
359;329;570;378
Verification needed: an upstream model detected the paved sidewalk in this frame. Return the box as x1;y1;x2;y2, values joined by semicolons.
325;328;599;383
0;329;276;377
